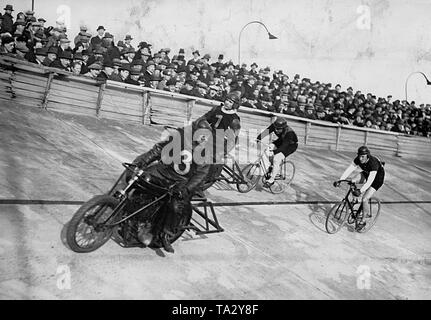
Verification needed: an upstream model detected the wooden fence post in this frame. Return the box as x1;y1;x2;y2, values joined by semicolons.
142;91;151;125
41;72;54;109
335;125;341;151
95;83;106;117
8;70;16;99
305;122;311;145
186;99;195;124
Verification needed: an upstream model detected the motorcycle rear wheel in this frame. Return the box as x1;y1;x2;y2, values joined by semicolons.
66;195;120;253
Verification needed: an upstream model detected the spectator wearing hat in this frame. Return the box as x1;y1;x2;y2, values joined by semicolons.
121;46;135;64
28;21;41;41
243;88;259;108
304;104;316;120
45;27;62;48
0;35;14;55
134;43;150;62
56;37;71;56
213;54;224;70
124;67;140;85
32;29;46;47
152;52;162;65
146;74;161;89
1;5;14;36
163;78;177;93
155;70;170;90
159;48;170;64
187;50;200;66
108;60;123;81
96;60;115;81
179;79;195;96
83;63;102;79
140;60;155;86
71;61;82;76
249;62;259;77
73;42;85;55
50;51;73;70
78;49;91;74
103;32;121;61
123;34;134;50
37;17;46;31
42;46;58;66
198;65;212;86
74;26;89;45
12;19;26;37
34;47;48;65
314;107;327;121
91;25;105;48
116;64;131;82
24;10;34;22
87;47;105;66
204;85;218;100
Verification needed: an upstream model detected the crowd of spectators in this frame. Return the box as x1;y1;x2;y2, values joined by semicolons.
0;4;430;137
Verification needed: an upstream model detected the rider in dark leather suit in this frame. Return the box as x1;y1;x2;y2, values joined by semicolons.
131;118;213;253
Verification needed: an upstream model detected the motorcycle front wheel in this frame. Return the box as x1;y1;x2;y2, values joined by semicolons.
66;195;120;253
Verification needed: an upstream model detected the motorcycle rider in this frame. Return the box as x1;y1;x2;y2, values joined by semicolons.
196;91;242;189
256;117;298;187
131;118;213;253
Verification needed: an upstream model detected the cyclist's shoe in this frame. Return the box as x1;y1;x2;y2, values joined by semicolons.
161;234;175;253
263;180;275;188
355;221;366;232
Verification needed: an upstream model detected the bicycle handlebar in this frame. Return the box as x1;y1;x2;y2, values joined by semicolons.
334;179;358;188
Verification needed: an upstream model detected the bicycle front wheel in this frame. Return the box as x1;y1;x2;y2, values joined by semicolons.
357;197;381;233
325;200;349;234
237;162;261;193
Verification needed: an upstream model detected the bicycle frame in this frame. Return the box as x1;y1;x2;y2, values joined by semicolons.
253;151;288;181
336;180;364;221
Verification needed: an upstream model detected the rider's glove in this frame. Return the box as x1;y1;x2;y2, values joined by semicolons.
333;181;341;188
352;189;361;197
172;187;189;200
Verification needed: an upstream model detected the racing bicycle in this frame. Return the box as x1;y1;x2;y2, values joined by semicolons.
325;179;381;234
239;149;295;194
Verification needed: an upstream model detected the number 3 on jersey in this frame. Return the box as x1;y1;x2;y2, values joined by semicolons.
173;149;192;175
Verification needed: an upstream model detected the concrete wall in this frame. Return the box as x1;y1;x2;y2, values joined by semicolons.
13;0;431;103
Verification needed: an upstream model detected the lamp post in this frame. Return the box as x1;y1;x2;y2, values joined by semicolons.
238;20;278;66
404;71;431;102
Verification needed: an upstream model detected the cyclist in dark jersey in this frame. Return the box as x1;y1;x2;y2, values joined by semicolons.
256;117;298;187
335;145;385;231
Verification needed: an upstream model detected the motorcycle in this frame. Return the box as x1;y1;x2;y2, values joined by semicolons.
65;163;192;253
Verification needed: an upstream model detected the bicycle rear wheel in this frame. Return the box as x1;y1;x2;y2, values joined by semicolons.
357;197;381;233
236;162;261;193
325;200;349;234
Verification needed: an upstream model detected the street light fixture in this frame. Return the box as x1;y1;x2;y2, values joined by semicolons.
238;20;278;66
404;71;431;102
